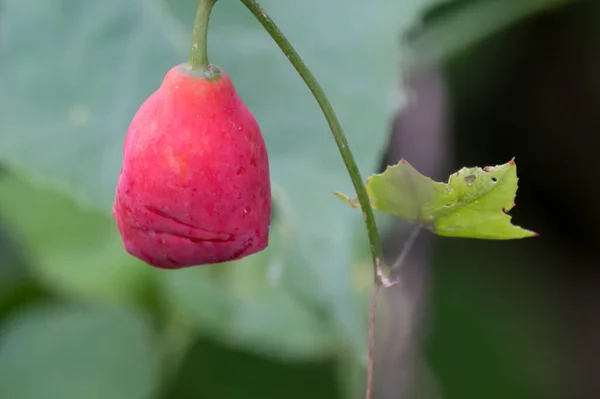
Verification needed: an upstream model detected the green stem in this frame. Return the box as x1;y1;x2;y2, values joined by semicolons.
238;0;389;280
189;0;218;71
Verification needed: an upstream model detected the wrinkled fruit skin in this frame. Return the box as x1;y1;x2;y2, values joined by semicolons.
113;63;271;269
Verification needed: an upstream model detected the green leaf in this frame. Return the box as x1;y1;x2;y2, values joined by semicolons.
338;159;536;239
0;304;161;399
0;217;48;323
0;215;32;305
163;216;338;361
410;0;575;66
0;0;445;356
0;174;158;305
427;239;555;399
162;336;340;399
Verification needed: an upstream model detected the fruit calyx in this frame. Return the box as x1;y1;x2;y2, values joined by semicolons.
179;62;222;81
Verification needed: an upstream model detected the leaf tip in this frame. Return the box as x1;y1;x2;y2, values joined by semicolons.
518;227;539;238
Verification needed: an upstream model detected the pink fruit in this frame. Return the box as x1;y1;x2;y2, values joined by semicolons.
113;63;271;269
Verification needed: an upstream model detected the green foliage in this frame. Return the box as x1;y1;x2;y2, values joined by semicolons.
0;175;158;305
162;336;340;399
336;159;536;239
162;242;338;360
0;304;161;399
426;239;556;399
409;0;575;66
0;221;30;306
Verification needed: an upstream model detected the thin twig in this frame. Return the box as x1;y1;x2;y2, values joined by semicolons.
391;224;422;271
366;224;423;399
366;281;380;399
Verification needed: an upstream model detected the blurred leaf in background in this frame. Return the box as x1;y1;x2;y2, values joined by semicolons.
0;304;161;399
161;335;340;399
408;0;578;66
426;239;558;399
0;0;447;361
0;174;158;306
0;211;44;323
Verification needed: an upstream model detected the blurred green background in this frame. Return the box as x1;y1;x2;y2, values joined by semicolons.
1;0;598;398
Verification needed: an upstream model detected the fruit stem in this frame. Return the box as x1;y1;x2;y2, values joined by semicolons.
190;0;218;71
238;0;389;280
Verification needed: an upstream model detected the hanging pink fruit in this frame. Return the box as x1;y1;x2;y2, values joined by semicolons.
113;63;271;269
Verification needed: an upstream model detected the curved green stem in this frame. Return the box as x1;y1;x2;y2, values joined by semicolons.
238;0;389;280
189;0;218;71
